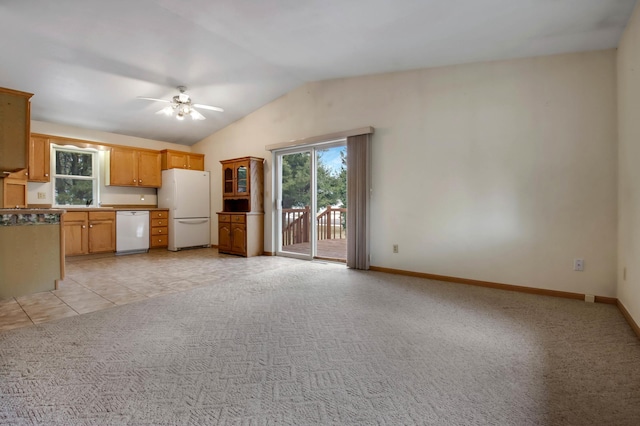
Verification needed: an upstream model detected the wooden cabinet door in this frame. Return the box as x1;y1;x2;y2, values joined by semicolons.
88;212;115;253
64;223;87;256
0;89;31;173
28;136;50;182
167;151;188;169
0;169;28;208
188;154;205;171
231;223;246;255
5;180;27;208
222;163;235;197
64;212;89;256
137;150;161;187
89;221;115;253
234;160;250;196
218;222;232;252
109;147;137;186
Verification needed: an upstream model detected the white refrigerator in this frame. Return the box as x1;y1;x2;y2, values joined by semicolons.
158;169;211;251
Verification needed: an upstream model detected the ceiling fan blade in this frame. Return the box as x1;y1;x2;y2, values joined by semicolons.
193;103;224;112
137;96;170;103
190;109;206;120
156;106;174;116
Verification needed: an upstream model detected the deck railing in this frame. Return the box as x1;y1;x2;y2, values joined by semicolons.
316;206;347;240
282;206;346;247
282;207;310;246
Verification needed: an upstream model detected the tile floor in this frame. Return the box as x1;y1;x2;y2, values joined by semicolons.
1;248;293;332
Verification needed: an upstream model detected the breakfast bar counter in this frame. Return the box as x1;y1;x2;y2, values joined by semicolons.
0;208;65;298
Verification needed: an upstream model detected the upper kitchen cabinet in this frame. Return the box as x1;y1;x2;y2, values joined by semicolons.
220;157;264;213
28;135;50;182
106;147;161;188
161;149;205;171
0;87;33;174
0;169;28;208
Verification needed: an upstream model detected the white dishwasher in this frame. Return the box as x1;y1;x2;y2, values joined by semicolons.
116;211;150;255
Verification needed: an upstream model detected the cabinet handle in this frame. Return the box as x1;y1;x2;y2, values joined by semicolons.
45;173;49;177
82;225;86;229
158;229;162;233
133;179;137;183
139;179;142;183
89;225;93;228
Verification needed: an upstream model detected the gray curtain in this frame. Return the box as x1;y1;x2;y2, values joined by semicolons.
346;134;371;269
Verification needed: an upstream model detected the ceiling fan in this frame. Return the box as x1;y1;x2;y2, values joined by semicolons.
137;86;224;121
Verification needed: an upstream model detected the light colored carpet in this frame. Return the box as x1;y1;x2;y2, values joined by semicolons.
1;252;640;425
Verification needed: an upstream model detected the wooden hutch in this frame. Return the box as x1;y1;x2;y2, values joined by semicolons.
217;157;264;257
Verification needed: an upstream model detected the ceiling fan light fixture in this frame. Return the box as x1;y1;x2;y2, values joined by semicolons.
138;86;223;121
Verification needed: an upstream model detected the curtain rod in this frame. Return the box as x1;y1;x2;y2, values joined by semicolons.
265;126;374;151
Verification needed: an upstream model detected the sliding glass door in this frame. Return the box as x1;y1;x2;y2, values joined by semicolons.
278;150;313;258
275;142;347;261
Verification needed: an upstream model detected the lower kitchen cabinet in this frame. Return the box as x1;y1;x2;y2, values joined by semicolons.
217;212;263;257
89;212;116;253
150;209;169;248
63;211;116;256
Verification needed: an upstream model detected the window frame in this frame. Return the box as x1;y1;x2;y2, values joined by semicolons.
51;144;100;208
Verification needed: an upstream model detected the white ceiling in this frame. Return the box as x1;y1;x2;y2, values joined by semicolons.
0;0;636;145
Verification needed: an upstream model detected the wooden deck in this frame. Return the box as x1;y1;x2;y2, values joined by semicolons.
282;238;347;262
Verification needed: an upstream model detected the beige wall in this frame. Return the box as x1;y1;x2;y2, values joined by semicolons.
29;120;190;206
618;3;640;324
195;50;618;297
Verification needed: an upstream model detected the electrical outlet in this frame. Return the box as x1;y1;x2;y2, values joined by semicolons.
574;258;584;271
585;294;595;303
393;244;399;254
37;192;46;199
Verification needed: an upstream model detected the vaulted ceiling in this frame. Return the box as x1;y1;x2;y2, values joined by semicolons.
0;0;636;145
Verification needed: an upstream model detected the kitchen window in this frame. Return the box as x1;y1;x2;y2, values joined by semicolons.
52;144;99;207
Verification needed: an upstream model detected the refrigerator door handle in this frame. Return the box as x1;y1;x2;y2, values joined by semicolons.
173;176;178;210
177;219;208;225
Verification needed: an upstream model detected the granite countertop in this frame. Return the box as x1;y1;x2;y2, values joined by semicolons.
0;206;169;215
0;209;65;226
0;206;169;226
63;207;169;212
0;208;66;214
0;207;170;213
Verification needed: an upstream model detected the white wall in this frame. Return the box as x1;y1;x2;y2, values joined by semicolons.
618;2;640;324
195;50;618;297
29;120;191;206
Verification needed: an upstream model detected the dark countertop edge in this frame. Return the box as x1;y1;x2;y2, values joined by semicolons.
63;207;169;212
0;208;66;214
13;206;169;214
1;207;170;214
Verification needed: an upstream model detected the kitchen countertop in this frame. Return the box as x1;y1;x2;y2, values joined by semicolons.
62;207;169;212
0;207;170;225
1;207;169;214
0;208;66;215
